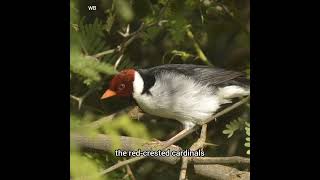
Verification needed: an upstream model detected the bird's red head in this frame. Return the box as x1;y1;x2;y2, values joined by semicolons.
101;69;135;99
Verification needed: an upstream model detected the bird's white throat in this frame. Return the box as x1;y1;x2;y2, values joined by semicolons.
133;71;144;95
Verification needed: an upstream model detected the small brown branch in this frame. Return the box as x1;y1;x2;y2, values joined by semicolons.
126;22;145;38
93;49;116;58
118;24;131;37
179;124;207;180
179;157;188;180
191;156;250;165
70;87;99;110
194;164;249;180
70;94;80;101
92;20;163;60
124;158;136;180
114;54;124;71
100;157;145;175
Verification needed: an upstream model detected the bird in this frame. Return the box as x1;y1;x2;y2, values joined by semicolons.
101;64;250;145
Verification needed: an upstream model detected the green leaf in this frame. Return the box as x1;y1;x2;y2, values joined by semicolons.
70;152;104;180
115;0;134;23
158;0;169;5
70;48;116;85
245;126;250;136
222;129;234;138
167;17;188;44
105;13;115;33
244;142;250;147
101;115;151;151
244;121;250;155
222;118;245;138
77;18;106;55
70;0;79;24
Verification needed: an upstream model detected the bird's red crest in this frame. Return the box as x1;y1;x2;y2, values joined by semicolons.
101;69;135;99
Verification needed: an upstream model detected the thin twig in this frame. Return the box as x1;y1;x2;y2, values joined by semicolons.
179;124;207;180
118;24;131;37
100;157;145;175
124;158;136;180
94;49;116;58
191;156;250;165
186;27;212;66
93;20;163;60
70;94;80;101
179;158;189;180
114;54;124;71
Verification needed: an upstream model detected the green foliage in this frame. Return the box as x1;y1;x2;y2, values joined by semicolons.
70;50;116;85
70;0;79;25
245;122;250;155
101;115;151;151
223;118;246;138
70;17;117;86
222;105;250;156
70;152;104;180
114;0;134;23
78;18;106;55
105;12;115;33
167;16;189;44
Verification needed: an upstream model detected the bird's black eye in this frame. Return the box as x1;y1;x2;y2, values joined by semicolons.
118;83;125;90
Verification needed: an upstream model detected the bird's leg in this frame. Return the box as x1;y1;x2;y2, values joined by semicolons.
161;128;197;147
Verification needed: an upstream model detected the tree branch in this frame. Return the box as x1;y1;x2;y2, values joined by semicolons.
71;133;182;164
71;133;249;180
194;164;249;180
191;156;249;165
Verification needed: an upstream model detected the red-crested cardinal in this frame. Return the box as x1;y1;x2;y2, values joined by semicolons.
101;64;250;144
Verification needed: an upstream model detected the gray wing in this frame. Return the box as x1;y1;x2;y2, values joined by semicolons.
145;64;249;88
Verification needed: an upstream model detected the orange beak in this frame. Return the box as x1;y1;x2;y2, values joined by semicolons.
101;89;117;99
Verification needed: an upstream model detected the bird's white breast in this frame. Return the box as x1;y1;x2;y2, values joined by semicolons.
133;71;223;128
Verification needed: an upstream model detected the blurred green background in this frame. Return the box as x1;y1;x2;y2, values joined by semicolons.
70;0;250;179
